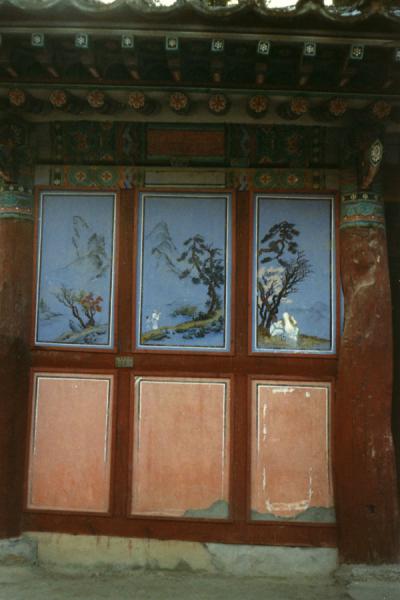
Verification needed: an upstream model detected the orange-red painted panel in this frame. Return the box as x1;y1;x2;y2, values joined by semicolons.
131;377;230;518
251;381;333;521
28;373;113;513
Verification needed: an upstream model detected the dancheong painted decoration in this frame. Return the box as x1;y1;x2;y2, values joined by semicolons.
136;192;232;352
252;195;336;354
35;191;116;349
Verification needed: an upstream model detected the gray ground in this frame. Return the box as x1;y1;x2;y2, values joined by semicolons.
0;564;399;600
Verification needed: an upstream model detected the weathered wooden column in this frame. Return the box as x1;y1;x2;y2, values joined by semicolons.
0;119;34;538
336;133;400;563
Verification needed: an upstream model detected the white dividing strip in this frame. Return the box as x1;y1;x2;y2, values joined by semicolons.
32;376;41;456
325;385;333;497
103;379;111;464
136;379;142;451
256;386;261;456
221;383;228;498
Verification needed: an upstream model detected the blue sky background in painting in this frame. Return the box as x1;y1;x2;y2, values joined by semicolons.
138;194;230;349
36;193;115;346
255;196;334;346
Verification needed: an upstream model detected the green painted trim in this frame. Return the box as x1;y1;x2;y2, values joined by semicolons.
253;168;323;190
251;506;336;523
340;191;385;229
49;165;138;189
0;212;34;221
0;190;34;221
340;220;385;230
45;164;335;192
146;123;224;133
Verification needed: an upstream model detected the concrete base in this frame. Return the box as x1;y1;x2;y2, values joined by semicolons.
1;536;400;600
336;563;400;582
1;561;400;600
24;532;338;578
0;563;346;600
0;537;37;564
335;564;400;600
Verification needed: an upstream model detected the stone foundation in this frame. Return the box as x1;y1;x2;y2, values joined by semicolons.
21;532;338;577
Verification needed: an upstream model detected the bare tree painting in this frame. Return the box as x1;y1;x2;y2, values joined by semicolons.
254;196;334;353
257;221;312;336
36;193;115;348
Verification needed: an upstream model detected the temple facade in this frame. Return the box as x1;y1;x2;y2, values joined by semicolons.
1;0;400;567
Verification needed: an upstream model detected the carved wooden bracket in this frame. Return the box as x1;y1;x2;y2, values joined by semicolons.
360;137;384;190
344;124;385;191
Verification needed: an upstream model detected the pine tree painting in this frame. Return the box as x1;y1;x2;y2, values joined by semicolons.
137;193;231;351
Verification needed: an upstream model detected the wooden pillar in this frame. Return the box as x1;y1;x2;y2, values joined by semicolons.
336;170;400;562
0;120;34;537
385;198;400;499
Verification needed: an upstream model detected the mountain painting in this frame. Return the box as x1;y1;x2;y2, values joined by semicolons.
253;195;336;354
35;192;116;349
136;193;232;352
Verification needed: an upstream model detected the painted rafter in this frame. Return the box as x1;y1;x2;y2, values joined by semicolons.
0;32;398;91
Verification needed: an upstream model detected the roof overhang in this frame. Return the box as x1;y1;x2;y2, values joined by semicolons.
0;1;399;27
0;1;399;127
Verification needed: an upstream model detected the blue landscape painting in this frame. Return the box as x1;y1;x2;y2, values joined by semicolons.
35;192;116;348
253;195;335;354
136;193;232;351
